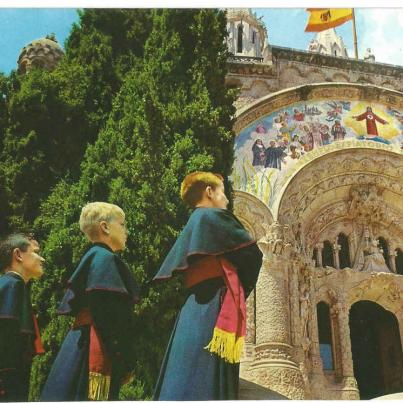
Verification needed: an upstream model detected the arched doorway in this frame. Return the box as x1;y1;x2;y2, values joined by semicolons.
349;301;403;399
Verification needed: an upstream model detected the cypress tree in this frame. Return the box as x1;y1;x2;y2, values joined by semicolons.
0;9;153;236
30;9;237;399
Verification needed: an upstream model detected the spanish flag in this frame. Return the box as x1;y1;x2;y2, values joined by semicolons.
305;8;353;32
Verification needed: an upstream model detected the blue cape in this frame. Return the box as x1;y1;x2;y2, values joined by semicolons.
0;272;35;334
153;208;256;280
58;243;140;315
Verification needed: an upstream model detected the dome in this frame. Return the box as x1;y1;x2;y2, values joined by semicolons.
17;34;65;74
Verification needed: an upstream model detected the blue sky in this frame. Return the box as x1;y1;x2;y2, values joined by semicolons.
0;8;402;75
0;8;79;74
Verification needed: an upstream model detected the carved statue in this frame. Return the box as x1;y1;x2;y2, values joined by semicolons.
361;237;392;273
262;221;292;256
363;48;375;63
299;282;312;356
308;39;319;53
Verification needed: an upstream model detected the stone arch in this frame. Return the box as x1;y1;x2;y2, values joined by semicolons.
348;276;402;316
233;189;274;240
275;145;403;252
348;300;403;399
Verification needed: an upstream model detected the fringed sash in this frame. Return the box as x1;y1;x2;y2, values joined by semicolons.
73;309;112;400
185;256;246;364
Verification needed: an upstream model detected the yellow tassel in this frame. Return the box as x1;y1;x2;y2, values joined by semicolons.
205;328;244;363
88;372;111;401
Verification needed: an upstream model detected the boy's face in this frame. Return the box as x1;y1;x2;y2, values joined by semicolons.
209;183;229;210
108;216;127;252
20;240;45;280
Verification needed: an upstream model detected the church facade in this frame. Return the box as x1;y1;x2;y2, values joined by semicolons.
227;9;403;400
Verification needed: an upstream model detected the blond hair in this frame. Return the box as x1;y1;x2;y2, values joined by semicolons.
180;172;224;208
79;202;125;241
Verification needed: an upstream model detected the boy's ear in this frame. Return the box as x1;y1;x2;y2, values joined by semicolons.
205;186;213;199
99;221;110;235
13;248;23;263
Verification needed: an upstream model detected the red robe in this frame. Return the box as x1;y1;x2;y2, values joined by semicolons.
355;111;387;136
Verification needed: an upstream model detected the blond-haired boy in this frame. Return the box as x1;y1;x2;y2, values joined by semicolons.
41;202;139;401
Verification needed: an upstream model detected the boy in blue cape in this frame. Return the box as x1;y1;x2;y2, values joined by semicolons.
154;172;263;400
41;202;140;401
0;233;45;401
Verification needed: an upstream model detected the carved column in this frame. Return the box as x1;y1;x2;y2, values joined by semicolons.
333;242;341;269
316;243;323;267
389;250;397;273
240;290;256;377
248;223;305;399
334;299;360;399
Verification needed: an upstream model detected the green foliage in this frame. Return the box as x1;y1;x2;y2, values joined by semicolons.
0;66;96;232
28;8;237;400
0;10;153;236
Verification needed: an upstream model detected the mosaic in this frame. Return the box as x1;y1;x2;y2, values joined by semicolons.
232;100;403;207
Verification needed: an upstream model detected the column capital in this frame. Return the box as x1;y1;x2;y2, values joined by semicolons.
259;221;293;260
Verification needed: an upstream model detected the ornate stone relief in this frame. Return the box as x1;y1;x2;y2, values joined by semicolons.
232;84;403;400
278;147;403;225
349;272;403;308
233;190;273;240
259;221;293;258
299;268;313;358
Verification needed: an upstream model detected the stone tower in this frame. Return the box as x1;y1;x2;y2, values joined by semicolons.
226;8;270;61
17;33;64;74
308;28;348;58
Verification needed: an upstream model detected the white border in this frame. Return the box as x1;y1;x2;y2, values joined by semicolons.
0;1;400;9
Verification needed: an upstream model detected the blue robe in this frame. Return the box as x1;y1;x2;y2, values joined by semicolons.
40;243;140;401
0;272;37;401
153;208;263;400
265;146;286;169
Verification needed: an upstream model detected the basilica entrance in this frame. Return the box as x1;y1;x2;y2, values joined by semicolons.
349;301;403;399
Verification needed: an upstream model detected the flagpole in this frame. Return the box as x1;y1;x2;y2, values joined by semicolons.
352;8;358;59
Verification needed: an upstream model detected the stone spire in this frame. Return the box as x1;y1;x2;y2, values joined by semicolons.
226;8;270;61
307;28;348;58
17;34;65;74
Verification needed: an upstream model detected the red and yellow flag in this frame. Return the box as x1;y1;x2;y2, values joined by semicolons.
305;8;353;32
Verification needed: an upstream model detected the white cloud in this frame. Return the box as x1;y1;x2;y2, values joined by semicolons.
358;9;403;65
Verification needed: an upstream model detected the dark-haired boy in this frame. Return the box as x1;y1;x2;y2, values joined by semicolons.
0;233;45;401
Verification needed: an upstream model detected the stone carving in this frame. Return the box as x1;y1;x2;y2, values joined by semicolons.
361;237;392;273
299;282;312;355
278;148;403;228
364;48;376;63
348;184;383;224
230;56;403;400
349;273;402;306
260;221;292;257
248;366;305;400
308;39;320;53
233;190;273;240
